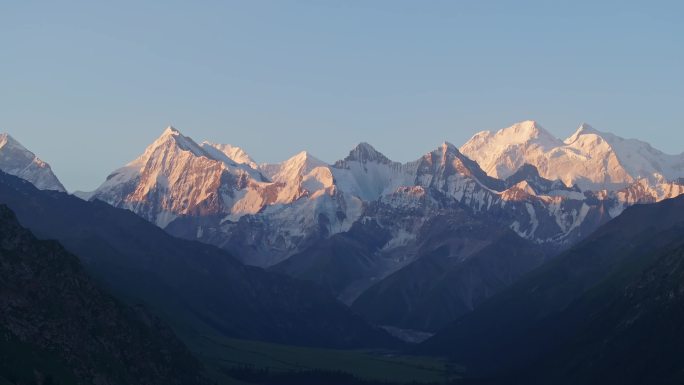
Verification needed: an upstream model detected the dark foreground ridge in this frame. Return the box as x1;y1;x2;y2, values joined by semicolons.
420;195;684;385
0;204;205;385
0;171;397;354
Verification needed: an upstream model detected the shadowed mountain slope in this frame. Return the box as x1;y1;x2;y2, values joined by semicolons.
0;171;397;351
420;195;684;384
0;205;205;385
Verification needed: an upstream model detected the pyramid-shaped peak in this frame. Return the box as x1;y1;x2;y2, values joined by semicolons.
439;141;458;152
353;142;379;153
428;141;465;160
280;150;327;173
511;163;542;177
286;150;326;166
344;142;391;164
154;126;188;144
163;125;180;135
292;150;311;160
575;122;600;135
565;122;603;144
575;123;600;134
0;134;38;159
417;141;506;191
143;125;207;158
505;163;542;185
156;126;187;142
508;179;538;196
0;132;66;192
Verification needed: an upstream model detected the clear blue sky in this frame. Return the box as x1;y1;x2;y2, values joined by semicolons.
1;1;682;191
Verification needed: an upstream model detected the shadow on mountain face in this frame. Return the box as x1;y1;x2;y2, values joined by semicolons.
420;195;684;385
0;171;398;354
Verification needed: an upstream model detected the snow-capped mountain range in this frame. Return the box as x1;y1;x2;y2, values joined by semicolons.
0;133;65;192
461;120;684;192
3;121;683;271
79;121;684;269
3;120;684;317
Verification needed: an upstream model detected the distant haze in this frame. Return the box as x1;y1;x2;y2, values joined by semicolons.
1;1;682;191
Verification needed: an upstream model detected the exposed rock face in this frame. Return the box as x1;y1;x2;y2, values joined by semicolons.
85;123;684;332
504;163;581;195
0;204;204;385
91;127;638;268
0;133;65;192
351;211;549;332
0;171;397;352
92;127;269;227
91;127;364;265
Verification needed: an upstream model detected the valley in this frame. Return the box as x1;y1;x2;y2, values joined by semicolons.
2;120;684;384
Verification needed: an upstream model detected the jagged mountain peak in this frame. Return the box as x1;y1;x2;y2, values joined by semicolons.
288;150;328;172
419;142;463;166
0;132;31;153
92;125;270;227
201;142;257;168
577;122;597;132
289;150;323;164
162;125;180;135
341;142;392;165
506;163;543;181
503;179;538;198
418;141;506;192
440;141;458;152
460;120;684;190
423;141;476;171
428;141;474;164
564;122;602;144
0;132;66;192
0;132;19;147
262;150;328;183
562;124;684;183
87;121;684;279
143;126;207;159
504;163;579;195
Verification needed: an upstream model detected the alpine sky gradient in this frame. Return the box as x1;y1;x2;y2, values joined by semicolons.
4;118;684;383
2;1;683;191
3;2;684;384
